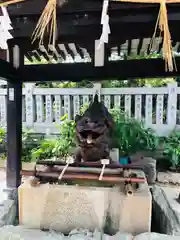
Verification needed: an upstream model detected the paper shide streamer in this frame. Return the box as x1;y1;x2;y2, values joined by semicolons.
98;0;110;49
0;5;12;49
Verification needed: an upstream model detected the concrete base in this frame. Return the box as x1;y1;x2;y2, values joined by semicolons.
18;173;151;235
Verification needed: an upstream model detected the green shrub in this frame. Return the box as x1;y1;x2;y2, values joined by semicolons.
110;108;159;155
79;103;89;116
59;114;76;145
31;138;73;161
31;115;76;161
163;131;180;169
0;127;43;162
0;127;6;159
22;128;44;162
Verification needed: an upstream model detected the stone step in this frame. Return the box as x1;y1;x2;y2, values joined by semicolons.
0;226;180;240
134;232;180;239
0;225;132;240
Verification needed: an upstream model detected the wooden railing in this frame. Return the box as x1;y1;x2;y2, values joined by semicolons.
0;82;179;136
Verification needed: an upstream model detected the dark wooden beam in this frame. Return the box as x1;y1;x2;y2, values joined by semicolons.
7;0;180;42
25;52;33;62
21;57;180;82
0;50;7;61
6;43;23;188
7;0;180;16
9;18;180;45
36;49;50;61
0;57;19;80
8;22;156;50
7;1;159;16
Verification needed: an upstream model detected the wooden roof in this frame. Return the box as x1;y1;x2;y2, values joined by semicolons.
7;0;180;42
0;0;180;81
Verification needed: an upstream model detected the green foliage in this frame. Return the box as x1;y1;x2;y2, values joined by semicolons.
0;127;6;144
110;108;159;155
79;103;89;116
127;53;161;60
36;80;94;89
35;77;175;89
31;138;72;161
59;114;76;145
134;78;175;87
22;128;44;162
31;115;76;161
0;127;6;159
163;131;180;168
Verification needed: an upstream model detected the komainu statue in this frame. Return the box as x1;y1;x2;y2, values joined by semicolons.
74;94;113;164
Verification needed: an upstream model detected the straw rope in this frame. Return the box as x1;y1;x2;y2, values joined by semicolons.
114;0;180;71
159;2;175;71
0;0;24;7
31;0;57;46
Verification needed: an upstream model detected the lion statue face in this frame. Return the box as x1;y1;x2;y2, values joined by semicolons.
75;94;113;146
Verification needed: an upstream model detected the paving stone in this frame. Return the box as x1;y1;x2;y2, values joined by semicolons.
157;172;180;185
0;182;17;227
0;226;133;240
134;232;180;239
0;199;16;226
131;155;156;184
108;232;133;240
0;225;65;240
151;185;180;235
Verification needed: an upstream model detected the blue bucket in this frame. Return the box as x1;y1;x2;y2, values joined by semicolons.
119;157;129;165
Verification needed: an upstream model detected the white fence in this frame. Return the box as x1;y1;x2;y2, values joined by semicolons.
0;82;180;136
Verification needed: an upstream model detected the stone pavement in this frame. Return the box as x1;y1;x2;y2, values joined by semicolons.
157;171;180;185
0;226;180;239
0;169;5;182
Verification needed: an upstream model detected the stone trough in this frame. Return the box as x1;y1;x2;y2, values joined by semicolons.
0;173;180;239
18;171;151;235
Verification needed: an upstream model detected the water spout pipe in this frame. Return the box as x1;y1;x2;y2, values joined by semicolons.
125;183;133;196
21;170;146;184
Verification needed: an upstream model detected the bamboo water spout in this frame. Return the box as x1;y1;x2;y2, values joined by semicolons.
125;183;133;196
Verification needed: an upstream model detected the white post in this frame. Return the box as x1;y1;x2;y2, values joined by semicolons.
94;40;104;67
24;83;35;128
93;83;101;101
167;82;177;129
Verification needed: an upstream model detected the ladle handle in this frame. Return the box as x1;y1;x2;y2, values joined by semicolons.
58;164;69;180
99;164;106;181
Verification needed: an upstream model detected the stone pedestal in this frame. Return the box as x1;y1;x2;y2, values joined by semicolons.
131;155;157;184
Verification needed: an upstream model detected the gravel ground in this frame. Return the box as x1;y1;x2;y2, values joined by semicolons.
0;169;30;184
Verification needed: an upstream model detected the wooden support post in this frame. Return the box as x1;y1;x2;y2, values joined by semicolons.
6;44;24;188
